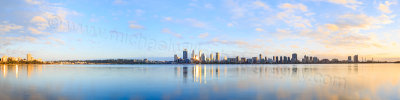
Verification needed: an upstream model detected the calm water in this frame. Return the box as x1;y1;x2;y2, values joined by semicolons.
1;64;400;100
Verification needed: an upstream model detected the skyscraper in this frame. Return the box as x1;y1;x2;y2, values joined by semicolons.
199;50;202;61
174;54;178;62
183;49;188;60
201;53;206;62
216;52;220;62
348;56;352;63
210;53;214;62
354;55;359;63
191;50;195;60
292;53;297;63
259;54;262;63
27;53;32;61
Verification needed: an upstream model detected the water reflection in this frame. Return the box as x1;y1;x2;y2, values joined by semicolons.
0;64;43;79
0;64;400;99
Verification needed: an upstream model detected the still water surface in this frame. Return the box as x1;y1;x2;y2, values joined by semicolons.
1;64;400;100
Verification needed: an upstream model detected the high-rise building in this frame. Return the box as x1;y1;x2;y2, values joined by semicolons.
236;56;240;62
27;53;32;61
292;53;297;63
1;56;8;62
201;53;206;62
259;54;262;63
223;56;227;62
241;57;246;63
348;56;352;63
284;56;287;64
191;50;195;60
275;56;278;63
216;52;220;62
199;50;202;61
183;49;188;60
252;57;258;64
354;55;359;63
210;53;214;62
279;56;283;64
174;54;179;62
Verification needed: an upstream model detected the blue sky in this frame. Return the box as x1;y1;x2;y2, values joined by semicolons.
0;0;400;61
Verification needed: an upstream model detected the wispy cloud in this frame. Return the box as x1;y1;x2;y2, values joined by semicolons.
198;32;209;38
162;28;182;38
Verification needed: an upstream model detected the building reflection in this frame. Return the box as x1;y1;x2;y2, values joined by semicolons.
177;64;364;89
0;64;43;79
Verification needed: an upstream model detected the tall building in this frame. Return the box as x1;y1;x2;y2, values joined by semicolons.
1;56;8;62
283;56;287;64
259;54;262;63
191;50;195;60
201;53;206;62
210;53;214;62
27;53;32;61
236;56;240;62
183;49;188;60
348;56;352;63
252;57;258;64
174;54;179;62
241;57;246;63
275;56;278;63
354;55;359;63
216;52;220;62
279;56;283;64
292;53;297;63
199;50;202;61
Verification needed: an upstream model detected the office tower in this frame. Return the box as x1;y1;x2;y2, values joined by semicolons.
348;56;352;63
201;53;206;62
292;53;297;63
354;55;359;63
236;56;240;62
1;56;7;62
272;56;275;62
223;56;227;62
288;57;290;63
313;57;318;63
191;50;195;60
210;53;214;62
309;56;313;63
199;50;202;61
279;56;282;64
241;57;246;63
27;53;32;61
216;52;220;62
259;54;262;63
183;49;188;60
284;56;287;64
174;54;178;62
252;57;258;64
275;56;278;63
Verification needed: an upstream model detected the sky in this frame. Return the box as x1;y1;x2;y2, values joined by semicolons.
0;0;400;61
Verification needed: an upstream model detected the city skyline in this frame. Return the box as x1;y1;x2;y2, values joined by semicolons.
174;49;377;64
1;0;400;61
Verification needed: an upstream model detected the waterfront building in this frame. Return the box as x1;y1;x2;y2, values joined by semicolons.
279;56;282;64
252;57;258;64
216;52;220;62
201;53;206;62
354;55;359;63
1;56;8;62
27;53;33;61
275;56;278;63
348;56;352;63
284;56;287;64
199;50;202;61
292;53;297;63
209;53;213;61
241;57;246;63
174;54;179;62
259;54;262;63
247;59;253;64
191;50;195;60
183;49;188;60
